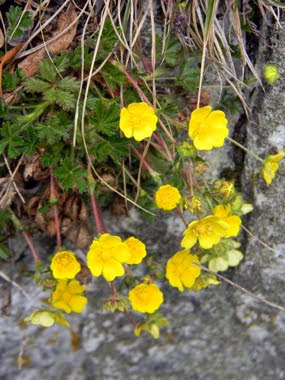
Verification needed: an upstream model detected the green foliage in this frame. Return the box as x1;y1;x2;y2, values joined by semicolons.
91;136;129;163
54;160;88;193
89;99;120;136
0;242;11;261
2;69;24;91
7;6;32;40
100;63;125;89
176;59;200;92
163;35;183;66
35;112;71;144
0;123;24;158
24;58;80;110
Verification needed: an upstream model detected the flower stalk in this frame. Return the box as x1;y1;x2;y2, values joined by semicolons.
50;172;61;250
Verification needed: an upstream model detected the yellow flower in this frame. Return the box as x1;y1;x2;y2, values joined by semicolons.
124;237;147;265
155;184;181;211
50;251;81;279
188;106;228;150
87;234;131;281
214;205;241;238
181;216;228;249
264;64;279;85
262;150;285;185
129;283;164;314
166;250;201;292
51;279;87;314
119;102;158;141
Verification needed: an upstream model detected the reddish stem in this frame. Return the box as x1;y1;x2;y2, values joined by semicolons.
153;133;165;148
50;173;61;250
22;231;41;264
175;207;188;228
90;193;106;235
131;146;158;175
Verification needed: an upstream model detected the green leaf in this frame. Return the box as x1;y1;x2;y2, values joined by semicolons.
0;100;8;118
54;160;88;193
25;78;51;93
2;69;23;91
0;210;12;229
176;60;200;92
22;127;38;155
44;88;75;110
164;35;183;66
0;243;11;261
91;137;129;163
70;46;92;70
7;6;32;40
97;19;118;58
57;77;80;92
89;100;120;136
36;113;71;144
40;143;65;167
0;122;23;158
53;52;70;73
101;62;125;89
39;60;57;83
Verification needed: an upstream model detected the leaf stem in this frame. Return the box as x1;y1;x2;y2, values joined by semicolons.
227;136;264;163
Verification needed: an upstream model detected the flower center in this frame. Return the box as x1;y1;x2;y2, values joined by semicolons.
129;113;143;129
56;253;73;268
102;250;112;261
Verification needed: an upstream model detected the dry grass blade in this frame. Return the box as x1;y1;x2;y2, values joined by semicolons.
196;263;285;312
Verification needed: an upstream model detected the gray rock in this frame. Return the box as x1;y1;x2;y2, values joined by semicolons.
1;11;285;380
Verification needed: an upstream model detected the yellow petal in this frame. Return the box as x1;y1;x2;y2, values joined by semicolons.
102;259;125;281
69;295;87;313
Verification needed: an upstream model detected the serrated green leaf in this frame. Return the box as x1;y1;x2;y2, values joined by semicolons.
54;160;88;193
25;78;51;93
164;36;183;66
57;77;80;92
177;60;200;91
22;127;38;155
39;60;57;83
44;88;75;110
53;52;70;73
36;113;71;144
70;46;92;70
101;62;125;89
97;19;118;58
2;69;22;91
89;100;120;136
7;6;32;40
91;137;129;163
0;122;23;158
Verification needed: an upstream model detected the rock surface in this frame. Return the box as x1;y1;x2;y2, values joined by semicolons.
1;14;285;380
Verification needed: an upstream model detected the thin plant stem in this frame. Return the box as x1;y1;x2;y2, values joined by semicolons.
227;136;264;163
195;262;285;312
90;193;106;235
131;146;158;176
176;207;188;228
50;173;61;250
22;231;41;264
